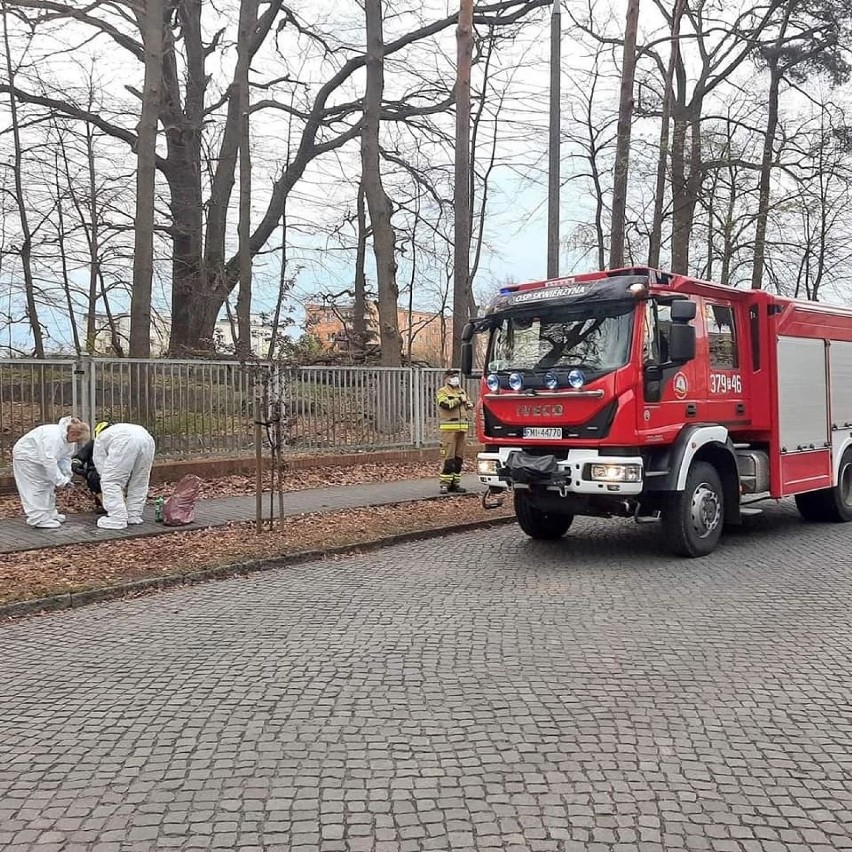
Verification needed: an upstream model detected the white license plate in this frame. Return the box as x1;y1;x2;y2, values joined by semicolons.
522;427;562;440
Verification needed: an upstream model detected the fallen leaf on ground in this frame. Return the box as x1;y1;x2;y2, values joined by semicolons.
0;460;445;519
0;494;513;608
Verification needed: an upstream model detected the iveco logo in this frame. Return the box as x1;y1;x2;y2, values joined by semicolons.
517;404;564;417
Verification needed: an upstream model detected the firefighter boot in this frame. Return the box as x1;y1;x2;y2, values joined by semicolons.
450;458;467;493
440;459;455;494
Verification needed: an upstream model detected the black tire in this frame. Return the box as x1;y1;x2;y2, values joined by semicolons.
794;489;830;522
795;449;852;523
514;491;574;540
661;461;724;557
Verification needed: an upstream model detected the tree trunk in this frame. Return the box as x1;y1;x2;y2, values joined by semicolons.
267;90;296;362
85;123;100;354
682;115;703;266
129;0;164;358
669;109;693;272
451;0;474;366
167;169;207;353
353;177;369;357
648;0;685;269
97;267;124;357
751;60;782;290
235;0;258;360
2;0;44;357
267;195;288;361
547;0;561;278
361;0;402;367
609;0;640;269
53;151;82;355
162;0;208;354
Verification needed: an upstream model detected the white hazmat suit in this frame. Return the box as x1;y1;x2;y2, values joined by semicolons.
93;423;156;530
12;416;78;528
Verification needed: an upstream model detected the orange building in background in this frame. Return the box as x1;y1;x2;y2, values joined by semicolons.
304;302;448;365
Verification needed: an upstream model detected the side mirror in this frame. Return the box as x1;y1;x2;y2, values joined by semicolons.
460;340;473;377
460;321;480;377
671;299;697;322
669;323;696;363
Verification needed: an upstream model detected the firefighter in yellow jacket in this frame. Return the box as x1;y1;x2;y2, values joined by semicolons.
436;368;474;494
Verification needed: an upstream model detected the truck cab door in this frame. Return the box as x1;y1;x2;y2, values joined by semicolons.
701;300;749;429
638;299;704;442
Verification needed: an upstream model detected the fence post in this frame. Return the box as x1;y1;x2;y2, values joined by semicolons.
89;357;98;426
75;355;93;426
408;367;416;447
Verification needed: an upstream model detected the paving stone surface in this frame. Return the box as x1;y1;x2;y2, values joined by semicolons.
0;475;479;554
1;501;852;850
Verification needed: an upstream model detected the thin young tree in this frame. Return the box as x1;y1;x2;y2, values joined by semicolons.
609;0;640;269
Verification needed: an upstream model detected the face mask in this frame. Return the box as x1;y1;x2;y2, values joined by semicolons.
447;377;460;387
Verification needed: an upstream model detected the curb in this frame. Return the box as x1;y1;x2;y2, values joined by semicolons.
0;514;515;621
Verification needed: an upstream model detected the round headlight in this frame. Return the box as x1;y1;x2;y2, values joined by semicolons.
486;373;500;392
544;371;559;390
508;372;524;391
567;369;585;389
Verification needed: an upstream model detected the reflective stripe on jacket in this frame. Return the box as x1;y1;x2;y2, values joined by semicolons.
436;384;471;431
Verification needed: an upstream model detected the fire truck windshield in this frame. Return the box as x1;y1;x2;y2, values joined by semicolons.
487;302;634;375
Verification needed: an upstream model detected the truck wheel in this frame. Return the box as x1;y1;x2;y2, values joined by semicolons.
514;491;574;540
794;490;830;522
661;461;724;557
795;449;852;523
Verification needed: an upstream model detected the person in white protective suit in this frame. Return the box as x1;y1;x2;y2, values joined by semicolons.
92;422;156;530
12;416;91;528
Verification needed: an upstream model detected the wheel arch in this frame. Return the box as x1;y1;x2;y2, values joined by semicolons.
645;424;730;489
692;442;741;526
833;436;852;484
645;424;740;525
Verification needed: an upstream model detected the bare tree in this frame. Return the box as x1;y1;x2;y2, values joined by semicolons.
128;0;164;357
609;0;640;269
50;146;82;355
562;47;618;270
2;0;45;356
647;0;685;269
751;0;852;288
452;0;474;366
3;0;550;353
352;177;369;357
362;0;402;366
235;0;259;358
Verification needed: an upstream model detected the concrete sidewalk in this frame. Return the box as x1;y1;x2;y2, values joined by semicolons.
0;474;482;554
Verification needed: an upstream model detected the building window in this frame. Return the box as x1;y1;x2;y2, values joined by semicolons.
704;303;738;369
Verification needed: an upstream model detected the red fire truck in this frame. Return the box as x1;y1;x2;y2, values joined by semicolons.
460;267;852;557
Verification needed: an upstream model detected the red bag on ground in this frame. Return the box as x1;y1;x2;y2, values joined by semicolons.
163;474;203;526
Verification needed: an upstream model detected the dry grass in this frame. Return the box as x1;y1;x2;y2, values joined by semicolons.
0;494;512;606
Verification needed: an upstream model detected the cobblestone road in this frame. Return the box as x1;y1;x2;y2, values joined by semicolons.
1;503;852;851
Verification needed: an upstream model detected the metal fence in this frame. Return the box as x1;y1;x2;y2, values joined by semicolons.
0;358;479;472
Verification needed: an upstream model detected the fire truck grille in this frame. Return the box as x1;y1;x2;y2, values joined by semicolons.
483;400;617;440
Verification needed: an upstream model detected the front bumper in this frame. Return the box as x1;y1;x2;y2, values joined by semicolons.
477;447;644;496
